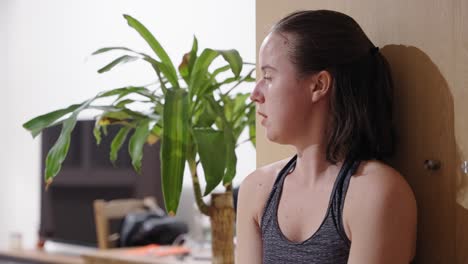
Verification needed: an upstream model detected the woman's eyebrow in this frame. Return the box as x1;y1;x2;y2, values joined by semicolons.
261;65;277;71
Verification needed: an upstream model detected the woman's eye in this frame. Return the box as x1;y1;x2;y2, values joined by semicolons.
263;76;271;80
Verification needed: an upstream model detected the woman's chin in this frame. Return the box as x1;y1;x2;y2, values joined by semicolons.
265;128;275;142
266;126;296;145
265;129;284;144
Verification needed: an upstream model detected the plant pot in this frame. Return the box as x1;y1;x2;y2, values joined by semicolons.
209;191;235;264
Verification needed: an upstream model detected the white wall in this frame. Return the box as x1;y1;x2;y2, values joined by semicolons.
1;0;255;249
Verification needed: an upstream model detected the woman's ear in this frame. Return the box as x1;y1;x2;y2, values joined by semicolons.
309;70;332;103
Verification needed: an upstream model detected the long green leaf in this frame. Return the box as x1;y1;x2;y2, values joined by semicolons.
37;95;96;182
124;15;179;89
178;53;190;83
190;49;243;95
223;96;234;121
190;49;242;100
92;46;171;93
23;104;82;138
115;99;135;108
146;58;179;90
233;93;251;115
232;98;253;129
98;86;149;98
102;110;133;120
44;114;78;181
111;126;132;165
93;119;102;145
151;122;162;138
92;46;134;55
187;36;198;78
161;89;189;215
218;49;243;77
128;119;151;174
203;76;238;96
189;48;219;97
153;101;164;115
204;96;237;185
193;128;226;196
194;104;216;128
223;127;237;185
97;55;139;73
178;36;199;85
142;57;168;94
232;103;255;140
93;107;149;120
212;65;231;78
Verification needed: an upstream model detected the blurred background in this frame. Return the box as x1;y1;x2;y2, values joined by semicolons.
0;0;255;250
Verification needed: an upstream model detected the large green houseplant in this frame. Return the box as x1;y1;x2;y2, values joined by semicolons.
23;15;255;264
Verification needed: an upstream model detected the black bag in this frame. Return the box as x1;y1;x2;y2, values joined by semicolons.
119;210;189;247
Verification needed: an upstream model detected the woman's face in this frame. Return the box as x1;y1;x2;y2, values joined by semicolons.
251;32;314;144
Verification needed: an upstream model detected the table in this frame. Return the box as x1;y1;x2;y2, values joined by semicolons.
0;247;211;264
81;246;211;264
0;249;83;264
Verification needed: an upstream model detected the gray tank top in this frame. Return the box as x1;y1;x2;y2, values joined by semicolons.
261;154;361;264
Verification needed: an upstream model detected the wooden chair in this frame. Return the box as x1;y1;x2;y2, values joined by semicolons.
93;196;160;249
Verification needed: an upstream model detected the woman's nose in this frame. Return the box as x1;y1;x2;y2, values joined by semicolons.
250;81;265;103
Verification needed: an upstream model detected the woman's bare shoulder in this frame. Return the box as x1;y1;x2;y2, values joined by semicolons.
350;160;414;195
344;160;417;260
238;156;292;223
241;157;291;188
345;159;417;238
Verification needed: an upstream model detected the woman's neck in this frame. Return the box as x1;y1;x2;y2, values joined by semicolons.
290;143;343;187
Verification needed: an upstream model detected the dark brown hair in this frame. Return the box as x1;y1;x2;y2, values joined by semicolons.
272;10;396;163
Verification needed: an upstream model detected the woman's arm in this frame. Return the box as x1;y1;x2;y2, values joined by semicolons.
346;168;417;264
235;171;264;263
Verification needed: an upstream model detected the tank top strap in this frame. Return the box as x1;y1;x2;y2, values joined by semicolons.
260;154;297;231
331;156;362;245
274;154;298;187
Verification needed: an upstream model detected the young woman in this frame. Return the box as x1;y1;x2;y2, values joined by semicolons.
236;10;417;264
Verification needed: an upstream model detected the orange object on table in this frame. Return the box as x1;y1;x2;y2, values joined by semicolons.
124;244;191;257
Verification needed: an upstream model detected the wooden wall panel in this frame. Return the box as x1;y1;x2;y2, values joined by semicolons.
454;1;468;263
256;1;467;263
